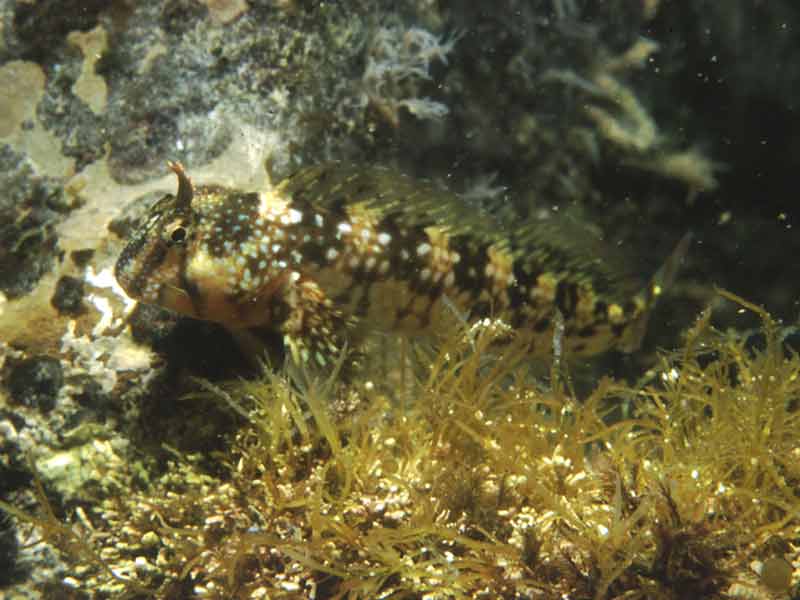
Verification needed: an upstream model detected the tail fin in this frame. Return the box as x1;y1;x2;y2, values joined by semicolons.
621;232;693;352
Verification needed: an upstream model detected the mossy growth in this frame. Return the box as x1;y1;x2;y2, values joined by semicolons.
6;292;800;598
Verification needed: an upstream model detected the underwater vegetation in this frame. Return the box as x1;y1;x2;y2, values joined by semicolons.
4;291;799;599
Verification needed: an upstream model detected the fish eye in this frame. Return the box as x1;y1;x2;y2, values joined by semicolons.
169;225;187;245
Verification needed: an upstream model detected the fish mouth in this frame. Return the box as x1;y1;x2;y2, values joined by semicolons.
113;250;141;299
114;230;171;302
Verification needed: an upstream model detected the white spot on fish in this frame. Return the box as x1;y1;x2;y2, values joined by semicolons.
288;208;303;224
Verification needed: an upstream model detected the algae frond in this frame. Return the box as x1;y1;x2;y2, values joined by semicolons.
6;293;800;598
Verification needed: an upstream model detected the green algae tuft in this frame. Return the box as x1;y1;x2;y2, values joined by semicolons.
5;292;800;598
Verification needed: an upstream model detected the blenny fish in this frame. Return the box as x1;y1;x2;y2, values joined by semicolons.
115;162;689;366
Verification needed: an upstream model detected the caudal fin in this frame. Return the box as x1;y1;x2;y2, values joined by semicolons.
620;232;693;352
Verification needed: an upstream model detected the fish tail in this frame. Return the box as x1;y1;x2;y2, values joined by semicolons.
620;231;693;352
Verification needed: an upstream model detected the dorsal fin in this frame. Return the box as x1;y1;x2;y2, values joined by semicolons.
505;208;658;302
279;162;509;245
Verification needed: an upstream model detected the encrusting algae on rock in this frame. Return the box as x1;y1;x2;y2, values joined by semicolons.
5;291;799;598
114;161;691;368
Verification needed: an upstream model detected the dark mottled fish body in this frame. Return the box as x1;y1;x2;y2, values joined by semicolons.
115;162;688;365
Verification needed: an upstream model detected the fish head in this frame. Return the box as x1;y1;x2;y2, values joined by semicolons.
114;162;199;315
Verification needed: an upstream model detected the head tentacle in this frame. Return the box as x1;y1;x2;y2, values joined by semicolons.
168;161;193;209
